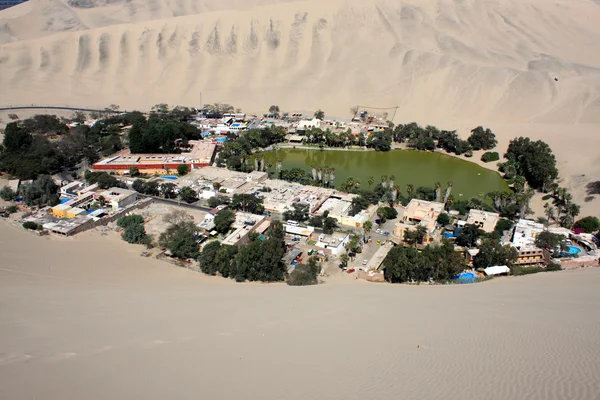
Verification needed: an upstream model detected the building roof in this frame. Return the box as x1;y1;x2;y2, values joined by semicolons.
93;140;216;168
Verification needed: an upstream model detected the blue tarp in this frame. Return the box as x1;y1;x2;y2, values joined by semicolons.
453;272;477;284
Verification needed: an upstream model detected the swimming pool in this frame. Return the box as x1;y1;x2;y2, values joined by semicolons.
161;175;178;180
567;245;582;255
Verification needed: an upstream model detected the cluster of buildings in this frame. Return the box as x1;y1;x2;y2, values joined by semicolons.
22;180;146;236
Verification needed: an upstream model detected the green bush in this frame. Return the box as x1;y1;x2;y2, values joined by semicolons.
481;151;500;163
6;205;18;214
511;266;545;276
542;194;552;201
545;263;563;271
22;221;41;230
117;214;144;228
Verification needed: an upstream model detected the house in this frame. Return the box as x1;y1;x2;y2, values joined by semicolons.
297;118;321;131
315;232;350;255
511;219;544;247
394;199;444;244
99;187;138;211
513;246;545;267
466;209;500;233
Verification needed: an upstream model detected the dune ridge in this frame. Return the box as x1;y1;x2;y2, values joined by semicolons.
0;0;599;123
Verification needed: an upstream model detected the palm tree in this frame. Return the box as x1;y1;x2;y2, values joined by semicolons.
340;252;350;269
487;191;501;211
317;168;322;183
407;184;414;198
381;175;388;189
513;175;526;193
323;168;330;186
443;181;453;204
260;157;265;172
367;176;374;188
544;204;556;223
435;182;442;203
363;220;373;239
329;168;335;188
389;175;395;189
568;203;580;219
311;165;317;181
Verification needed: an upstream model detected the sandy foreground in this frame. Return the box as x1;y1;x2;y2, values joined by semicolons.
1;222;600;400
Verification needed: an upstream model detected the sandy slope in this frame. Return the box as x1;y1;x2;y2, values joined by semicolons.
1;222;600;399
0;0;599;215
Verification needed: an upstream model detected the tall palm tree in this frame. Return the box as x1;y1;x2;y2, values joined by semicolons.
317;168;322;183
311;165;317;181
544;203;556;222
363;220;373;239
568;203;580;219
253;156;259;171
407;184;414;198
443;181;453;204
381;175;388;189
435;182;442;203
329;168;335;188
323;168;330;186
367;176;374;188
389;175;395;189
487;191;501;211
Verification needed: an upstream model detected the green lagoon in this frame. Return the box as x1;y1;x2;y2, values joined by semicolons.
265;149;509;199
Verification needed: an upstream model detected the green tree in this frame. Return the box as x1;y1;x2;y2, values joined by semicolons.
179;186;197;203
122;223;148;244
287;256;320;286
230;194;264;215
535;231;567;252
308;215;323;227
129;166;141;177
505;137;558;190
158;220;200;259
437;213;451;226
363;220;373;237
314;109;325;120
473;238;518;269
468;126;497;150
339;253;350;269
177;164;189;176
283;202;309;222
117;214;144;228
323;217;338;234
574;216;599;233
21;175;59;207
0;186;16;201
199;241;221;275
214;209;235;234
456;224;484;247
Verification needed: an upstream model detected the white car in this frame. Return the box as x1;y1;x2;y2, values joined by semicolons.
362;260;368;265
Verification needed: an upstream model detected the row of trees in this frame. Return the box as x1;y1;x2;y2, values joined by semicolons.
199;221;287;282
215;126;287;171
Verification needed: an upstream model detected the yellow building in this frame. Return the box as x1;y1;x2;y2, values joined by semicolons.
51;204;71;218
66;207;86;219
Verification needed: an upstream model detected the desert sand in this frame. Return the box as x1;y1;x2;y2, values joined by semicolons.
1;0;599;216
1;221;600;399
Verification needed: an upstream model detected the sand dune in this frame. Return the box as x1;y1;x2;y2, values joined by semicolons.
1;0;600;215
1;222;600;399
1;0;599;122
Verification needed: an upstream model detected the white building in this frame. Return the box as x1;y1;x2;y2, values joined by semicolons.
100;187;138;211
315;232;350;255
297;118;321;131
511;219;544;247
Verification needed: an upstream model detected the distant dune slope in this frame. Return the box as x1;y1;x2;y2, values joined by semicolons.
0;0;599;123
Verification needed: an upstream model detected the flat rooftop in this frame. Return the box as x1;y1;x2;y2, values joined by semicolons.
94;140;216;168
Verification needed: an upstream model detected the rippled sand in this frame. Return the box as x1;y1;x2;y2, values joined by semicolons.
1;222;599;399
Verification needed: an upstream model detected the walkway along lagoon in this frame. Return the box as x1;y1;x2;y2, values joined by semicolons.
265;149;510;199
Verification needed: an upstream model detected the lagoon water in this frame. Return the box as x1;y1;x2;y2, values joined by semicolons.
265;149;509;199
